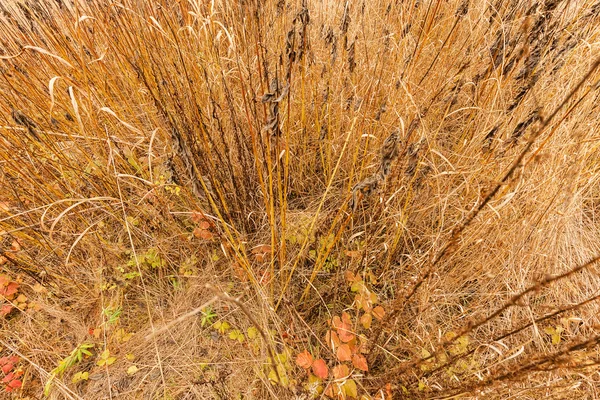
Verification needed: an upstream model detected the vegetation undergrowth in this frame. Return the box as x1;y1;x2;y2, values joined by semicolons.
1;0;600;398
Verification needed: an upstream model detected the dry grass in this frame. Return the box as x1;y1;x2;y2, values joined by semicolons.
1;0;600;398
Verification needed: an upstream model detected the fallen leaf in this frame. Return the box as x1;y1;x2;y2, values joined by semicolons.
311;359;328;379
352;354;368;371
296;350;313;369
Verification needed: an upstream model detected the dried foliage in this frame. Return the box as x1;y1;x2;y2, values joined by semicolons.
1;0;600;399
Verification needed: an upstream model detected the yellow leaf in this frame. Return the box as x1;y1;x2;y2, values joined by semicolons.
247;327;258;340
360;313;372;329
125;353;135;361
342;378;358;398
105;357;117;366
72;371;89;383
268;368;279;384
127;365;138;375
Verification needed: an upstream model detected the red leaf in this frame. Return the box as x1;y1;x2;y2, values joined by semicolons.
295;350;313;369
311;359;328;379
9;356;19;364
2;372;14;383
1;363;13;374
7;379;22;389
352;354;369;371
0;357;7;366
336;344;352;362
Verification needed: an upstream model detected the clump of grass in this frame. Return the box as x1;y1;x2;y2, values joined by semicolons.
1;0;600;398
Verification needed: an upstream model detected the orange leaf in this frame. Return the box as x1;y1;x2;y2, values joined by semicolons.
332;315;342;329
373;306;385;320
345;250;361;258
191;212;206;223
0;304;13;317
324;385;336;398
360;313;372;329
311;359;328;379
332;364;350;379
198;220;211;230
336;344;352;362
251;245;272;254
352;354;368;371
193;227;214;240
341;312;352;325
338;322;355;343
344;270;356;282
1;282;19;297
325;330;341;351
295;350;313;369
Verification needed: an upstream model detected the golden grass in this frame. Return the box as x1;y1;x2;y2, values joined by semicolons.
1;0;600;398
